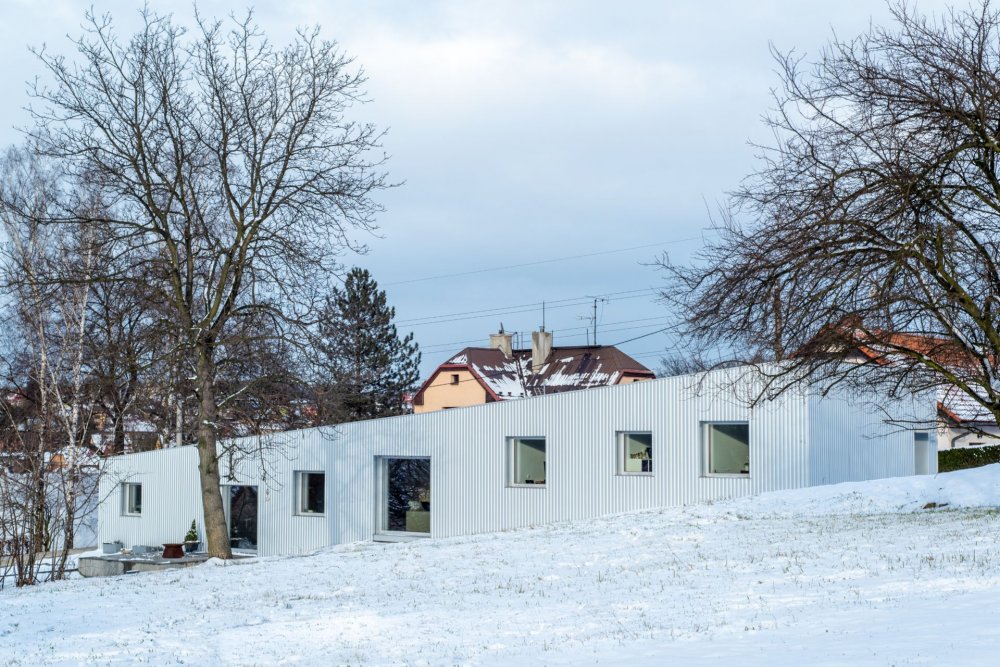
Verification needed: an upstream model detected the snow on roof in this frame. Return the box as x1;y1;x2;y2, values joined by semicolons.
813;326;999;427
939;385;996;424
124;419;158;432
421;345;654;402
462;352;529;398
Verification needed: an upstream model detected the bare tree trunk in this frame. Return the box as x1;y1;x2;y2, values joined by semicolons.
175;400;183;448
196;345;231;559
54;241;93;576
113;418;126;455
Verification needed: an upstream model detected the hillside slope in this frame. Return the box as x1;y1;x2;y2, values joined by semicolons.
3;466;1000;666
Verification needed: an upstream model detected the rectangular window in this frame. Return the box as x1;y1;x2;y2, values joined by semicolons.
450;373;460;385
619;432;653;474
296;472;325;514
704;422;750;476
123;482;142;515
509;437;546;486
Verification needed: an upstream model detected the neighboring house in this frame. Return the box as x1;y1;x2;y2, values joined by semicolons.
98;365;934;557
937;385;1000;449
806;325;999;450
46;446;101;472
89;413;162;455
412;329;655;413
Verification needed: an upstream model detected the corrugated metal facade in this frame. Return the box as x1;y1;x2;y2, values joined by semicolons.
807;390;938;485
98;370;932;556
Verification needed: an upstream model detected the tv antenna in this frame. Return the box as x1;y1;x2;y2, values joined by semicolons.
586;297;608;345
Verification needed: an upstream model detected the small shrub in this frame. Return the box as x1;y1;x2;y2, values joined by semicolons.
938;445;1000;472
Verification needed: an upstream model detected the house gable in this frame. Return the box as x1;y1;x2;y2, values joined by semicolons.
413;365;492;413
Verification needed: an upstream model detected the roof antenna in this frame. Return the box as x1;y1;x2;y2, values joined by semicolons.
588;297;609;345
541;301;546;332
499;322;505;334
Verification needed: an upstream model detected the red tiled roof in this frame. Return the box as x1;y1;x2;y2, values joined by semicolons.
803;321;995;425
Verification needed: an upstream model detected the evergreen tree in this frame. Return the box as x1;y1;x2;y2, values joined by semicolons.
318;268;421;422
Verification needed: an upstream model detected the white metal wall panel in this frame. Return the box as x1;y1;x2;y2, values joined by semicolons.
218;428;341;557
98;447;203;550
99;368;927;557
807;390;935;485
327;370;811;546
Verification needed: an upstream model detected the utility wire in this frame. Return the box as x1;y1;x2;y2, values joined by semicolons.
611;326;672;346
384;238;700;287
396;287;656;326
402;292;661;329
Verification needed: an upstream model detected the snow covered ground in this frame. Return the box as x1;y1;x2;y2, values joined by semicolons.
4;466;1000;666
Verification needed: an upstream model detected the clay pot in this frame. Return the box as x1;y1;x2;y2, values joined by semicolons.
161;543;185;559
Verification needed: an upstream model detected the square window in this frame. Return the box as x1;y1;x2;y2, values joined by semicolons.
450;373;460;385
509;437;546;486
296;471;325;514
619;432;653;474
704;422;750;476
123;482;142;515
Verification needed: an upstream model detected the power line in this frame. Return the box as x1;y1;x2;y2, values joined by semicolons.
629;350;672;360
611;326;672;346
384;238;700;287
555;320;672;343
396;287;657;327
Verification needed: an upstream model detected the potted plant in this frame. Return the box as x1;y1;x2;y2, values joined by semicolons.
183;519;200;553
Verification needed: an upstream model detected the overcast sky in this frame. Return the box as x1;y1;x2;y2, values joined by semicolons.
0;1;954;377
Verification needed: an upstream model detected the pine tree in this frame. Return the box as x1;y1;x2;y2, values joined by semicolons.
318;268;421;422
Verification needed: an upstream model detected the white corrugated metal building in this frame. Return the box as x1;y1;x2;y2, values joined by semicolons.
98;367;936;556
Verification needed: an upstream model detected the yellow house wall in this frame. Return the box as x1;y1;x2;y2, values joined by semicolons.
415;369;489;413
618;375;653;384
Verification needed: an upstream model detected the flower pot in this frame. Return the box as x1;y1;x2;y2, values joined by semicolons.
183;541;200;553
161;543;185;559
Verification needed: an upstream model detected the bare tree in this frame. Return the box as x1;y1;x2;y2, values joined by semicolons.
84;263;159;455
25;8;388;557
657;353;711;378
0;148;100;585
661;1;1000;423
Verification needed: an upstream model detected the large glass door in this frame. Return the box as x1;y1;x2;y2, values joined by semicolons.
383;458;431;534
226;485;258;550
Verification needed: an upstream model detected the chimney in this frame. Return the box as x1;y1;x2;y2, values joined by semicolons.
531;328;552;372
490;329;513;357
